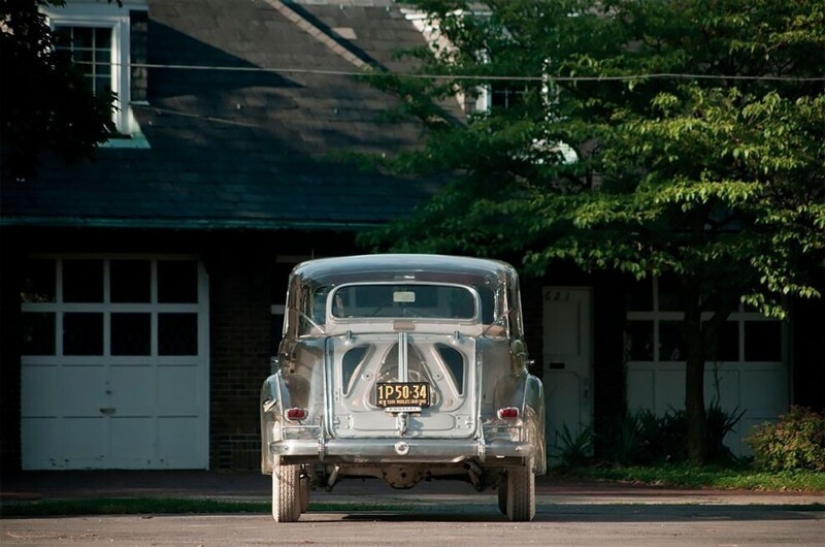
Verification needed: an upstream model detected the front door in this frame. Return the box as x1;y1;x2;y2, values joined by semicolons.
542;287;593;465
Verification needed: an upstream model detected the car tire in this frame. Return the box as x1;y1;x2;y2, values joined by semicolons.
497;473;508;516
272;464;301;522
506;462;536;522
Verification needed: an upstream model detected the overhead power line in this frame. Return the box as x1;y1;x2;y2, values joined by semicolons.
121;62;825;83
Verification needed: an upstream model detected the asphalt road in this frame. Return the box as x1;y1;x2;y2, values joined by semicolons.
2;472;823;546
3;503;824;547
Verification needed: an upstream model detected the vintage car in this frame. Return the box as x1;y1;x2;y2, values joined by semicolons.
260;254;546;522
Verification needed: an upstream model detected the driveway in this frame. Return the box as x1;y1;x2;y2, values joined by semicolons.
2;471;823;547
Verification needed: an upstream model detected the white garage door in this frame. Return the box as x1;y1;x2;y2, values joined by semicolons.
19;256;210;470
624;276;788;456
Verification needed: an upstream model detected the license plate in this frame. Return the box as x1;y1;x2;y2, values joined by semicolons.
376;382;430;408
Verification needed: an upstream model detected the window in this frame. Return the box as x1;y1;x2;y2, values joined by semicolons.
625;277;785;364
43;2;147;140
490;82;528;110
20;256;202;358
54;26;113;95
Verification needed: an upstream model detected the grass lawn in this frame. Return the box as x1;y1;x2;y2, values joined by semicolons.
550;463;825;492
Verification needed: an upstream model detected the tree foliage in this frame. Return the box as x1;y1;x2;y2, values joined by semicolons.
358;0;825;464
0;0;117;181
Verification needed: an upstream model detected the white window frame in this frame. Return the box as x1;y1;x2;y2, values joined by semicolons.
626;277;787;366
43;1;147;141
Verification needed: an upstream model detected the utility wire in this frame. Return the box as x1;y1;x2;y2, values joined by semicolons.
119;62;825;83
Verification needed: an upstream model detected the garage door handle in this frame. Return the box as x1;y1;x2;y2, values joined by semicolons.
549;362;565;370
100;408;116;415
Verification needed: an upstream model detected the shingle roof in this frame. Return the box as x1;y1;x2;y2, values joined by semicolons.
0;0;455;230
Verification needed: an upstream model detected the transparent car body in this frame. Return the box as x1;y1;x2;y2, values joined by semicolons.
260;254;546;521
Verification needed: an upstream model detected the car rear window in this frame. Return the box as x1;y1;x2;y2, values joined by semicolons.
331;284;477;320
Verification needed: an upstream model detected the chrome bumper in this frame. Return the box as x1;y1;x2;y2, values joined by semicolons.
269;437;536;463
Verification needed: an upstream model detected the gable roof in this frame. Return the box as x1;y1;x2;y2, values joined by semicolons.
0;0;455;231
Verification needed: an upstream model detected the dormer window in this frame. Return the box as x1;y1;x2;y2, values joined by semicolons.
54;26;114;96
478;81;534;113
42;1;147;143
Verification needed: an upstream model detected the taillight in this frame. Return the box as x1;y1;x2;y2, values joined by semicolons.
285;407;307;421
497;407;519;419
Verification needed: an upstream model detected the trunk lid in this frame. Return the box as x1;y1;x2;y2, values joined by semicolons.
326;331;478;439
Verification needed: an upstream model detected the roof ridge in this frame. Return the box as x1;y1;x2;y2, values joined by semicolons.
261;0;375;72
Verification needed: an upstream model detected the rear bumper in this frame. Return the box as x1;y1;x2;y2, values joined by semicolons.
269;437;536;463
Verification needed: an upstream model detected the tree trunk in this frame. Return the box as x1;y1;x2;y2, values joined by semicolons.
684;300;707;465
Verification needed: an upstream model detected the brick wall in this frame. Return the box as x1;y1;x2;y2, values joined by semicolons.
207;244;273;470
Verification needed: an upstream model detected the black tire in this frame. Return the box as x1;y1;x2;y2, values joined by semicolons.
271;464;301;522
506;463;536;522
497;474;508;516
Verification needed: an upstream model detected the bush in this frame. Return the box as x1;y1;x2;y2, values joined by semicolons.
598;401;744;467
745;406;825;472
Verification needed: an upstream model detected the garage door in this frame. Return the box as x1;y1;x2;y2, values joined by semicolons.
624;276;788;456
19;256;210;470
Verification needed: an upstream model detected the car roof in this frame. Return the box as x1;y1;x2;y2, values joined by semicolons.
291;254;518;287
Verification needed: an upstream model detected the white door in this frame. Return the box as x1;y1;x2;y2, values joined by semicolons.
542;287;593;465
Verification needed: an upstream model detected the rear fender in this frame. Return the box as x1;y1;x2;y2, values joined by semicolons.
492;371;547;475
260;372;289;473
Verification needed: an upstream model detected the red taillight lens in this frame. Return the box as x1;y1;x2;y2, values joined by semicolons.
285;407;307;421
497;407;519;419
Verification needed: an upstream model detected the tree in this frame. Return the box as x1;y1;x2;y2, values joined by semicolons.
0;0;116;182
358;0;825;464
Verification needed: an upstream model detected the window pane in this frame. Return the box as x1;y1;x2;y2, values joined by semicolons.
111;260;151;303
707;321;739;362
331;284;476;319
54;26;112;95
73;27;94;48
490;82;535;110
158;313;197;355
660;321;685;361
111;313;151;356
21;259;56;303
63;312;103;355
21;312;56;355
63;259;103;303
158;261;198;303
94;27;112;50
745;321;782;361
657;275;682;312
626;320;654;361
626;279;652;311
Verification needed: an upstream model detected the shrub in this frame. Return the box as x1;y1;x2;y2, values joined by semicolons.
556;424;595;468
706;400;746;463
745;406;825;472
598;402;744;467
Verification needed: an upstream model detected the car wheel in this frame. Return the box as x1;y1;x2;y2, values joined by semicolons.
272;464;301;522
497;473;508;516
506;461;536;522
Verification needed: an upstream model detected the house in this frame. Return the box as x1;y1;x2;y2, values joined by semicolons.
1;0;822;472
